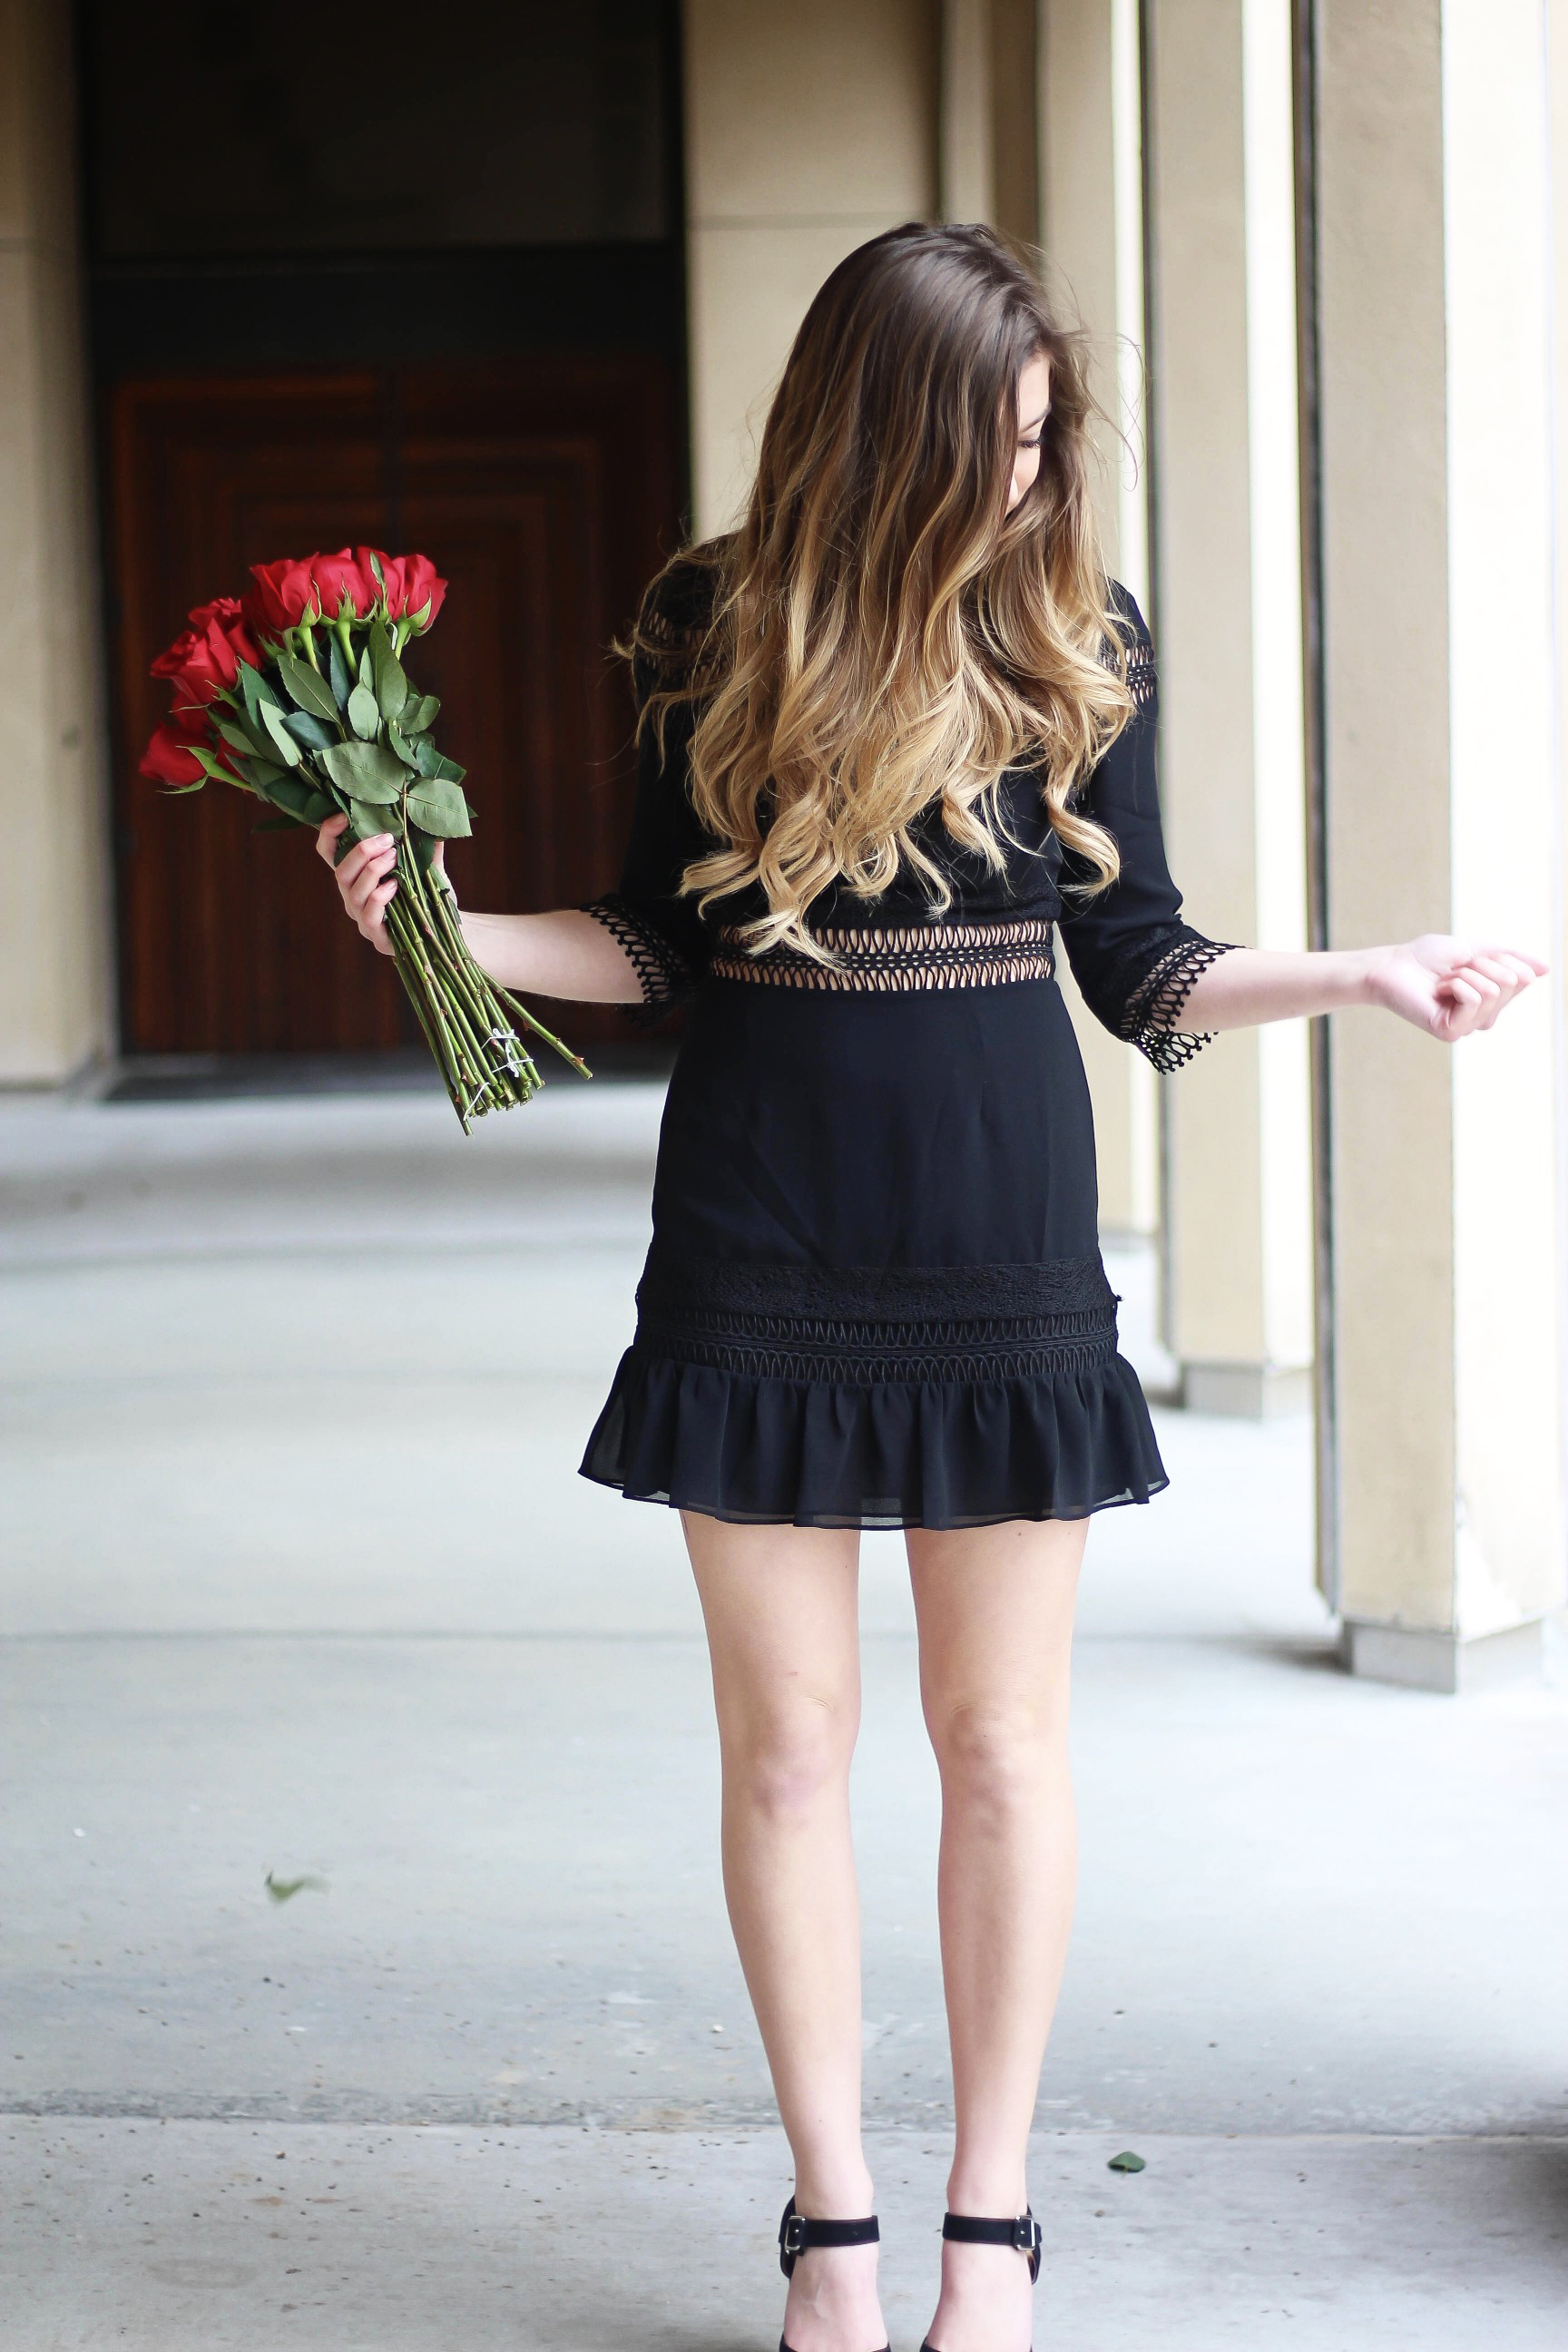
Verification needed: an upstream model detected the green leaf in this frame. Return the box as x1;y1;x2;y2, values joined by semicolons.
358;646;374;691
412;736;466;784
328;638;352;710
282;709;335;752
403;694;440;734
386;720;417;766
367;615;410;722
214;716;269;761
162;779;206;795
1106;2151;1146;2174
240;665;281;727
276;650;340;725
404;778;472;838
347;682;381;741
236;756;289;791
258;701;302;768
348;797;403;840
264;1870;329;1903
259;773;332;824
319;738;409;802
190;744;241;786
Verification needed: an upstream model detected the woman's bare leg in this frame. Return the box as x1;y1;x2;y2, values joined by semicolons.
683;1511;886;2352
906;1516;1087;2352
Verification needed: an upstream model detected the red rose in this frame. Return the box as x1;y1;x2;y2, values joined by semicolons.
193;597;262;675
150;598;260;719
355;546;447;632
397;552;446;632
241;554;323;637
139;721;207;787
311;546;377;621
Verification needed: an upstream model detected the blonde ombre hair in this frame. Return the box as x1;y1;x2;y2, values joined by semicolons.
638;222;1133;957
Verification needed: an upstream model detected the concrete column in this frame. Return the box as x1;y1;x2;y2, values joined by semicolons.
1315;0;1564;1688
1145;0;1314;1415
1040;0;1159;1237
1549;0;1568;1573
683;1;939;539
0;0;113;1083
940;0;1039;241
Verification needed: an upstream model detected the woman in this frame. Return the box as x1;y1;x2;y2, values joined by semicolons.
318;225;1542;2352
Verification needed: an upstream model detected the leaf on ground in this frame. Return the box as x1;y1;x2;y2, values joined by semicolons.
265;1871;329;1904
1107;2151;1145;2173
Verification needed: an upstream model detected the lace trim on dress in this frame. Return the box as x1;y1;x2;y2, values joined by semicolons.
1116;929;1239;1073
710;916;1056;993
639;1250;1114;1322
580;893;697;1014
633;1249;1121;1387
1124;639;1156;709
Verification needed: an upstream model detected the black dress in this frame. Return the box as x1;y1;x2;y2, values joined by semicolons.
578;556;1233;1530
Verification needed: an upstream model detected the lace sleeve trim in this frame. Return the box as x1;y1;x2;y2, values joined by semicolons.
581;893;699;1018
1118;931;1239;1073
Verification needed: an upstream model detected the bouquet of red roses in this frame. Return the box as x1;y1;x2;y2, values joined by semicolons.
140;546;586;1131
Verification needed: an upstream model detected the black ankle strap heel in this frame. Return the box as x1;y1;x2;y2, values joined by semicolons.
919;2206;1043;2352
942;2207;1042;2282
778;2197;890;2352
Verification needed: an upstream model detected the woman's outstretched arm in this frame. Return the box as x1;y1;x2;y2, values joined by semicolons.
1181;935;1548;1044
316;816;644;1003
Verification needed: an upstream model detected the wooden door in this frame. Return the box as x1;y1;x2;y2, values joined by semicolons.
107;358;682;1054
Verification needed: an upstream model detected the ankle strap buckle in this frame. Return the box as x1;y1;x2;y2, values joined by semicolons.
778;2198;881;2277
942;2207;1043;2284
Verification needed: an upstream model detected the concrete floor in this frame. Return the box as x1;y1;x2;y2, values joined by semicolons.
3;1078;1567;2347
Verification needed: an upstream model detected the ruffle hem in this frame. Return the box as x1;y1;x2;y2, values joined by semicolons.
579;1345;1168;1531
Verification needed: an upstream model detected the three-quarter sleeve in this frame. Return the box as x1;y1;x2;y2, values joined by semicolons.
1055;589;1237;1072
581;561;720;1016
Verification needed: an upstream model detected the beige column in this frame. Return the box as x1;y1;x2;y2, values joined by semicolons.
1315;0;1564;1688
1550;0;1568;1575
0;0;113;1083
1039;0;1159;1237
940;0;1039;240
1145;0;1314;1415
683;1;940;539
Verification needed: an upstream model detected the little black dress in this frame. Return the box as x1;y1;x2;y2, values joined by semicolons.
578;555;1235;1529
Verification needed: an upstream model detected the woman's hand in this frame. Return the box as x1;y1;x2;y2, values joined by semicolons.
315;812;444;956
313;812;646;1003
1364;933;1548;1041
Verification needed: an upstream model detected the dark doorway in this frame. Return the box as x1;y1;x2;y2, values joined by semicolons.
80;2;688;1059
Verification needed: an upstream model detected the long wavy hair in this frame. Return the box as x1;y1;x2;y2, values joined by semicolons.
637;221;1132;957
